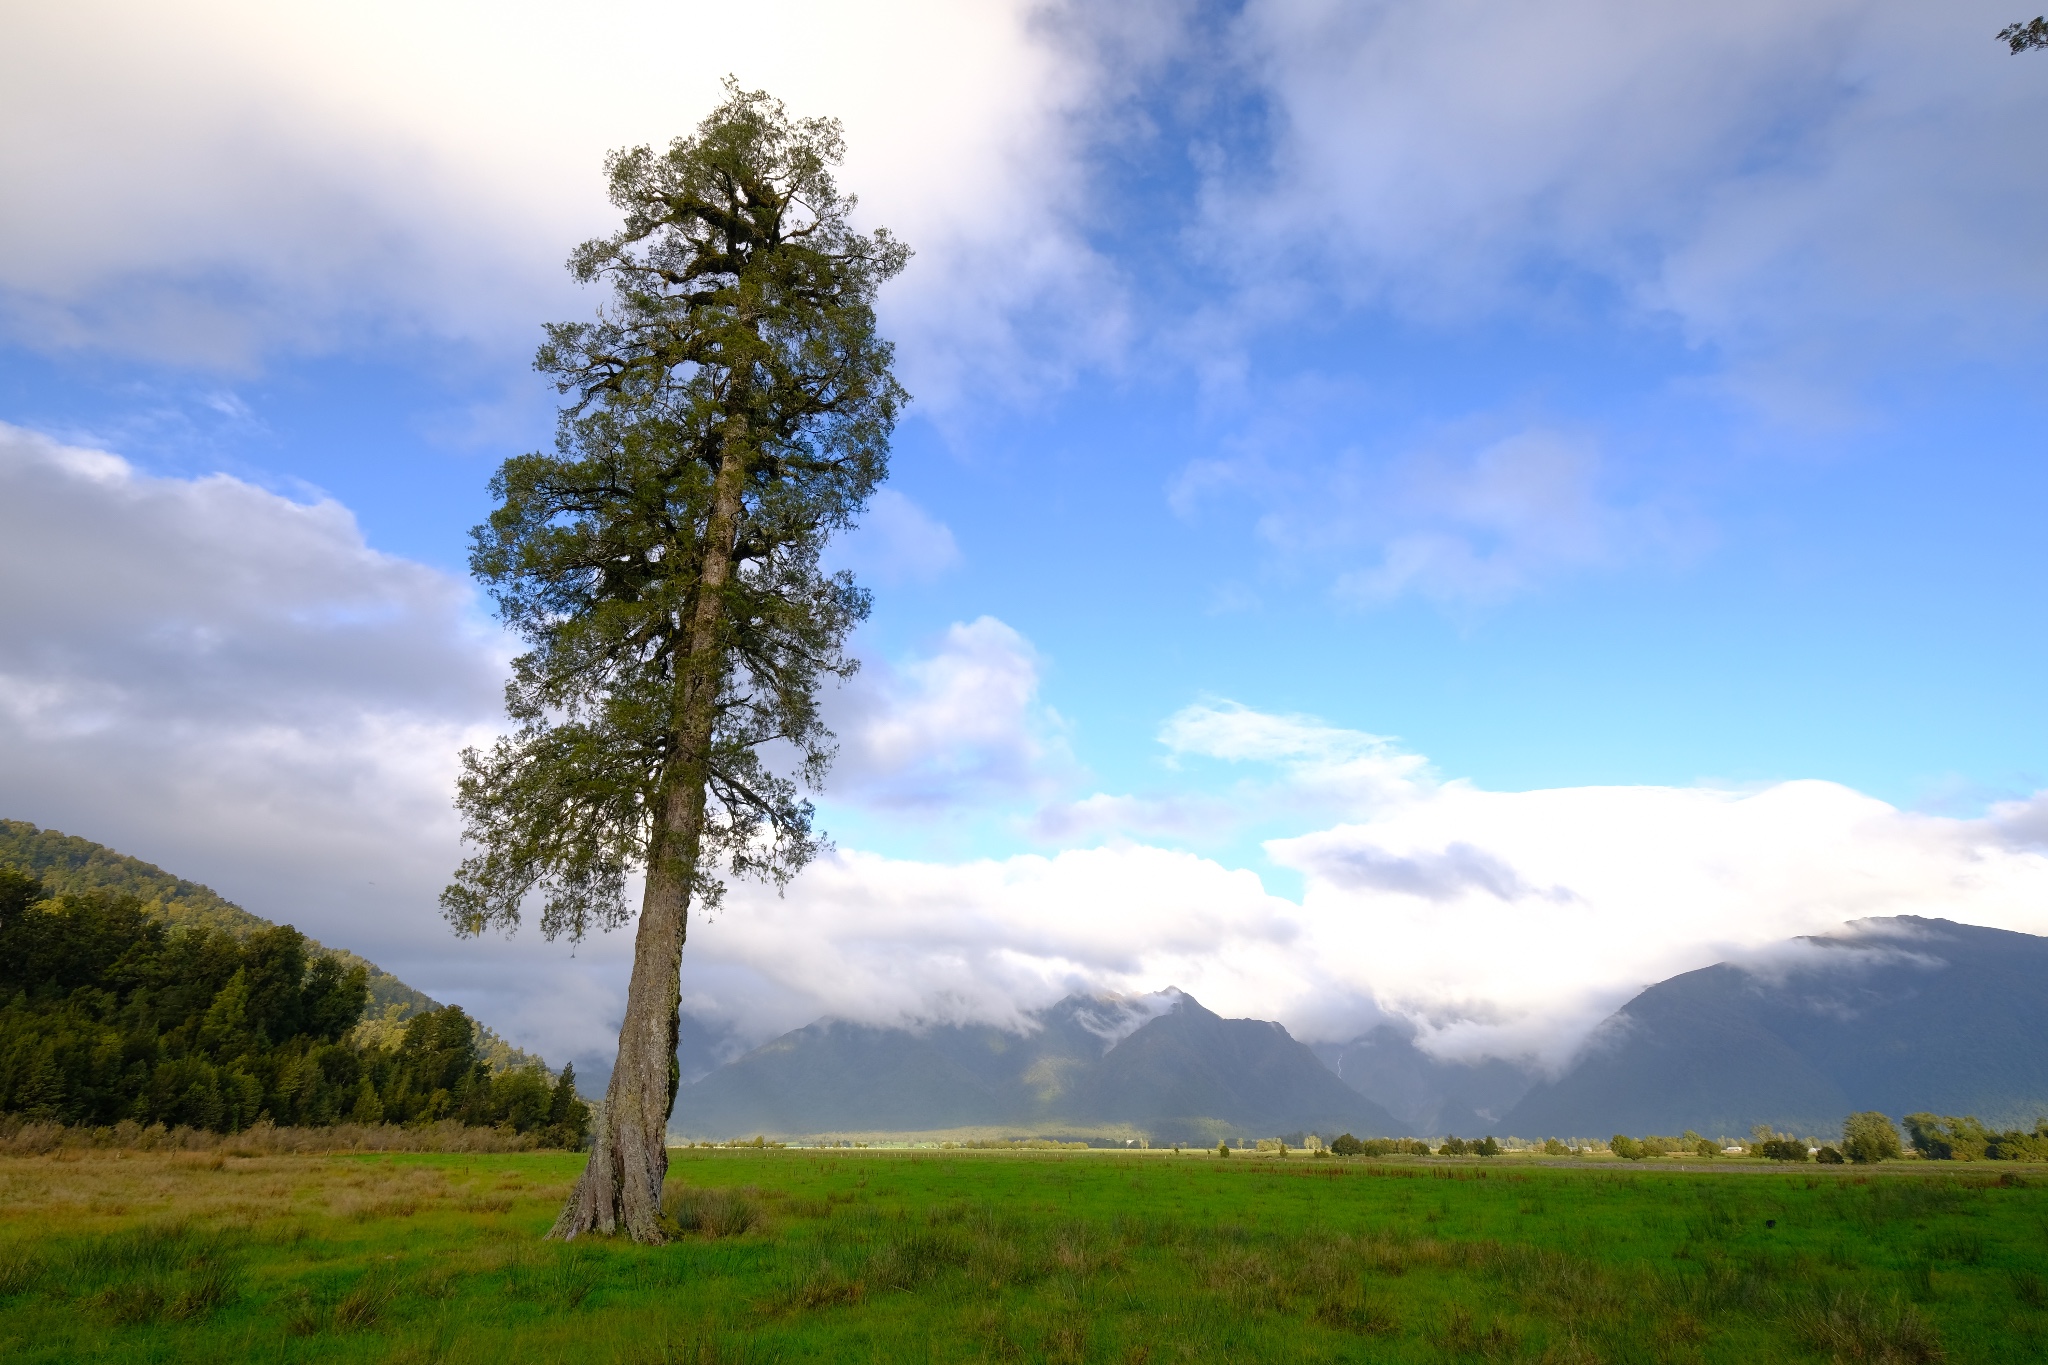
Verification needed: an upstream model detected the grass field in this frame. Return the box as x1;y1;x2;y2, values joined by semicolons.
2;1147;2043;1363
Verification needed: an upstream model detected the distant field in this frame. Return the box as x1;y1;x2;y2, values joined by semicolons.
2;1148;2043;1363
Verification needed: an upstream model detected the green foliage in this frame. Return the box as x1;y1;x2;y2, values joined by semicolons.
1905;1111;2048;1161
1609;1134;1647;1160
1999;16;2048;52
0;821;429;1021
0;821;548;1074
1816;1145;1846;1164
1216;1141;1229;1157
1905;1112;1988;1160
1326;1133;1431;1157
1843;1110;1904;1164
0;874;587;1143
1755;1138;1812;1163
1375;1137;1434;1156
1542;1137;1569;1155
1435;1135;1503;1156
444;83;910;941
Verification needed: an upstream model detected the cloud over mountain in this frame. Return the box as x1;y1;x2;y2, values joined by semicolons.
6;422;2048;1082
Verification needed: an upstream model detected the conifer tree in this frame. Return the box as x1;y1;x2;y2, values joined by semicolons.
442;83;907;1242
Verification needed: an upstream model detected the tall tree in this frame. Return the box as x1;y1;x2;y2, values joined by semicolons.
442;84;908;1242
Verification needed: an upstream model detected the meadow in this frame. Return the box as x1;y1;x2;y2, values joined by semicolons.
1;1145;2042;1363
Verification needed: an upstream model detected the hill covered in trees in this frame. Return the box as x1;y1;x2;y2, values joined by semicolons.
0;864;588;1144
0;820;543;1072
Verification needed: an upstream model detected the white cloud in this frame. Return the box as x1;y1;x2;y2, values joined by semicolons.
1266;776;2048;1065
1028;699;1433;843
14;0;2033;422
7;430;2045;1084
827;489;963;585
823;617;1070;810
687;843;1305;1043
1027;791;1239;844
0;422;645;1058
1324;431;1677;605
0;423;1091;1074
1212;0;2048;363
0;0;1124;398
1172;427;1691;607
694;705;2048;1073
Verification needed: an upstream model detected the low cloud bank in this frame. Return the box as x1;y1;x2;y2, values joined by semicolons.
6;423;2047;1078
689;772;2048;1071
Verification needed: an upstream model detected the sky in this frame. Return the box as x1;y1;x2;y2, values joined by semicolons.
4;0;2047;1083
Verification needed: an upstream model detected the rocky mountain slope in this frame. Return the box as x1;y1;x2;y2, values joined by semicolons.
672;989;1407;1143
1500;917;2048;1138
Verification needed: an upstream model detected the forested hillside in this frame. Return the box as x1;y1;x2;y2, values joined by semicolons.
0;867;589;1141
0;820;541;1073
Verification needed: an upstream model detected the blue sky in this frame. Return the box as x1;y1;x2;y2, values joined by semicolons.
4;0;2047;1072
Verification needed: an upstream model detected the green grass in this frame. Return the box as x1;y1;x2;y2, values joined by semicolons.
2;1148;2044;1362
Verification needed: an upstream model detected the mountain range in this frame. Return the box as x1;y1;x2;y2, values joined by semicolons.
16;820;2046;1142
673;916;2048;1144
1500;916;2048;1138
670;989;1407;1144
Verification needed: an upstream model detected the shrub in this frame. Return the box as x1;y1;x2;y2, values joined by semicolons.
1906;1112;2048;1161
1330;1137;1434;1157
1542;1138;1568;1156
1439;1136;1468;1156
1755;1138;1811;1163
1609;1135;1646;1161
1473;1136;1501;1157
1693;1138;1719;1158
1985;1124;2048;1161
1816;1145;1845;1164
1903;1114;1987;1160
1841;1112;1903;1164
1217;1142;1230;1158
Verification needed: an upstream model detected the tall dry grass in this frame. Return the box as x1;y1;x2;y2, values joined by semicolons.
0;1115;549;1157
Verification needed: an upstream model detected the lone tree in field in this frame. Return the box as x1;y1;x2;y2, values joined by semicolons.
442;84;907;1242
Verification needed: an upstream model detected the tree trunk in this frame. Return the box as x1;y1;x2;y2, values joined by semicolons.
549;420;751;1243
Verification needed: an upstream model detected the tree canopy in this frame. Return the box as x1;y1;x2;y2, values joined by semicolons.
1904;1112;2048;1161
1841;1111;1903;1164
444;85;907;947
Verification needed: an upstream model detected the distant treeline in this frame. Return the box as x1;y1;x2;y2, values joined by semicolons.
0;869;589;1145
1328;1135;1435;1156
1341;1112;2048;1164
1903;1113;2048;1161
1585;1112;2048;1163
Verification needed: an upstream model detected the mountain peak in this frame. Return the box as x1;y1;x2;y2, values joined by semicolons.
671;987;1405;1143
